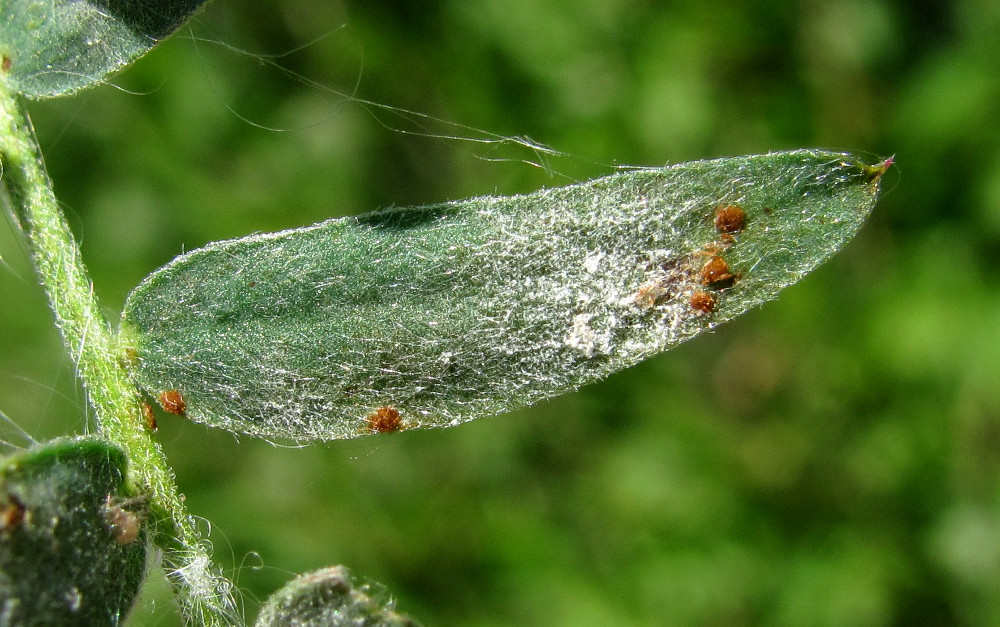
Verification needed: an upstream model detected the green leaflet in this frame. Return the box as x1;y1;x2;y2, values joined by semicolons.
255;566;420;627
120;150;889;442
0;0;207;98
0;436;147;624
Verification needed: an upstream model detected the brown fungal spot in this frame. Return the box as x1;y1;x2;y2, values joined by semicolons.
142;402;157;432
715;204;746;233
1;55;11;73
367;406;402;433
633;280;671;309
632;256;695;309
690;291;716;314
102;495;142;545
658;257;683;274
0;496;24;532
700;256;736;288
158;389;186;416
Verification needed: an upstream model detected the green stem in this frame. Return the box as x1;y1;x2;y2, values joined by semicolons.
0;85;240;625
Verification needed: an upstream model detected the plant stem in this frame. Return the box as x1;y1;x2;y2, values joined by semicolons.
0;85;240;625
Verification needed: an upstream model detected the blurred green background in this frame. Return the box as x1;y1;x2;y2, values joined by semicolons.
2;0;999;625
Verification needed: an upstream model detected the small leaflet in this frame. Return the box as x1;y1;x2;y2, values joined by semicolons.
120;150;889;441
255;566;420;627
0;0;207;98
0;436;147;624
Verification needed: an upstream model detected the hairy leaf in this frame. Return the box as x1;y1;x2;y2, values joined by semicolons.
256;566;420;627
0;436;147;624
0;0;207;99
120;150;889;441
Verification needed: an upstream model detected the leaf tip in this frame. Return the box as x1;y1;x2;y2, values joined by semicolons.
864;155;894;183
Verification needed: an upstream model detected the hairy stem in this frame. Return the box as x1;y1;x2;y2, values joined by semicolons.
0;84;240;625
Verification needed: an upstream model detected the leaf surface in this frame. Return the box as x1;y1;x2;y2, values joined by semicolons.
0;0;207;98
120;150;889;441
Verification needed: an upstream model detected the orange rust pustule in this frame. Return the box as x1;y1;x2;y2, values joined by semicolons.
690;291;717;314
715;205;746;233
0;496;24;532
158;389;187;416
1;55;11;73
700;256;736;288
142;402;158;432
367;406;402;433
